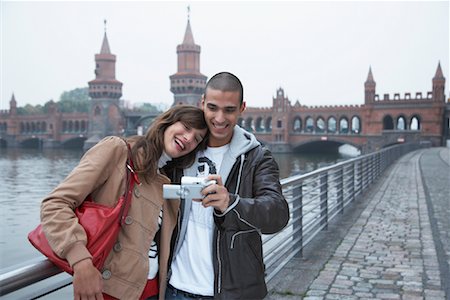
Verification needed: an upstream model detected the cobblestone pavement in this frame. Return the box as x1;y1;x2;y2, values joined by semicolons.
419;148;450;299
266;148;449;300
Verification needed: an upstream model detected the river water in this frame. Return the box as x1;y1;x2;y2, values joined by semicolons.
0;148;348;271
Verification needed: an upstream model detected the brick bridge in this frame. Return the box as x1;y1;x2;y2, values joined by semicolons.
239;65;449;154
0;97;159;149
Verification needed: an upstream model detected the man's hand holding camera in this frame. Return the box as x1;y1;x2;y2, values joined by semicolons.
197;174;230;213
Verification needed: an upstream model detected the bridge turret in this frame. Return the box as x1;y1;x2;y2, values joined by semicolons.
364;67;376;104
432;62;446;102
88;20;123;99
170;8;207;107
84;21;124;150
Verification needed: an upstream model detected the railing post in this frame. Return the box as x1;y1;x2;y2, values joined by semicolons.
350;162;355;202
320;172;328;230
337;167;343;213
293;184;303;255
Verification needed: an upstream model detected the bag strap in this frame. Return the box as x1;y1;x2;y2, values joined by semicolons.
119;142;140;227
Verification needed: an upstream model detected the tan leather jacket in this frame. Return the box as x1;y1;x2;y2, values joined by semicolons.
40;136;170;299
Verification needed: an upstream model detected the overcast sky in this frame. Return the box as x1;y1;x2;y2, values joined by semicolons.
1;1;449;110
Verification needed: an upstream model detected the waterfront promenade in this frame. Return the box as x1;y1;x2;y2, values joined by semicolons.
266;147;450;300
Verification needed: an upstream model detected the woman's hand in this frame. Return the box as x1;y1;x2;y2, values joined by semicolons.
73;258;104;300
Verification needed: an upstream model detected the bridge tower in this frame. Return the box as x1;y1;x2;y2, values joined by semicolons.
6;94;18;136
85;21;124;150
432;62;446;102
271;88;292;152
169;9;207;107
364;67;376;104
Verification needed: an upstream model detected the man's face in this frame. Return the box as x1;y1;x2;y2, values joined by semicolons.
202;88;246;147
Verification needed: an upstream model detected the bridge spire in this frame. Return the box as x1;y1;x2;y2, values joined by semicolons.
100;19;111;54
366;66;375;82
432;61;445;102
364;66;376;104
433;61;444;79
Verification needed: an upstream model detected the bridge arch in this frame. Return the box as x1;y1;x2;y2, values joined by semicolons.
351;116;361;134
20;137;43;149
61;136;87;149
327;116;337;133
245;117;254;132
410;115;421;130
383;115;394;130
292;116;302;132
255;117;264;132
265;117;272;132
305;116;313;133
291;137;361;154
316;116;325;133
396;115;407;130
339;117;349;134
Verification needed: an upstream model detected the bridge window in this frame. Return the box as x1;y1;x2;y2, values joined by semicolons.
339;118;349;134
31;122;36;133
410;116;421;130
328;117;337;133
396;116;406;130
316;117;325;133
246;118;254;132
293;117;301;132
351;116;361;134
75;120;80;132
277;120;282;128
42;122;47;132
81;121;86;132
305;117;314;133
383;115;394;130
94;106;101;116
68;121;74;132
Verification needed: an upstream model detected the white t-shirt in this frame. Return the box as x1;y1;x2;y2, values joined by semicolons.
169;144;229;295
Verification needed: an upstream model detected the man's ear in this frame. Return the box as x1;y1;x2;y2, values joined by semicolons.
201;94;205;110
240;101;246;113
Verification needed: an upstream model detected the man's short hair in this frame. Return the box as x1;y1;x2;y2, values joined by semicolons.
204;72;244;105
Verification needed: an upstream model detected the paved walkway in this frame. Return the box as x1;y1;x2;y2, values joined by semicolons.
266;147;449;300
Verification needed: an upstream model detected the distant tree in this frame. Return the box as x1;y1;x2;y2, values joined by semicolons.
134;102;160;113
58;87;89;112
17;103;44;115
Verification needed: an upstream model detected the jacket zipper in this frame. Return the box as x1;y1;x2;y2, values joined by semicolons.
167;207;182;281
216;230;222;294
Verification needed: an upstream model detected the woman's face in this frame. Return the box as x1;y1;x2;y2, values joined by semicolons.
163;121;207;158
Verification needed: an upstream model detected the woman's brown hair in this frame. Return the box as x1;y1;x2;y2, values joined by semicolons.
128;105;208;183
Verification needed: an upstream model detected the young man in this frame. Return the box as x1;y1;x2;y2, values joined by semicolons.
163;72;290;299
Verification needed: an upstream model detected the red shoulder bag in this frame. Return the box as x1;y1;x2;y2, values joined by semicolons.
28;143;140;275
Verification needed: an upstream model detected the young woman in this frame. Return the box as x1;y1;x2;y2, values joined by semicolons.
39;105;208;300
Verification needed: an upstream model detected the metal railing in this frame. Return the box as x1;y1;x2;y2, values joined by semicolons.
0;143;426;298
262;142;425;282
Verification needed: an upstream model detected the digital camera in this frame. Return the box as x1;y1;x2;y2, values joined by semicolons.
163;176;216;199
